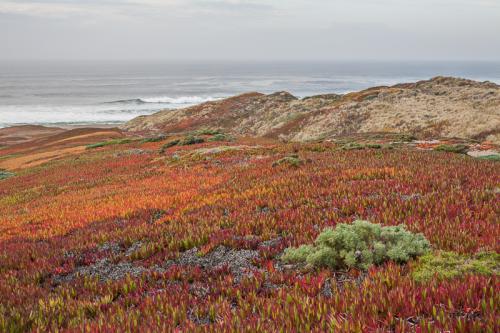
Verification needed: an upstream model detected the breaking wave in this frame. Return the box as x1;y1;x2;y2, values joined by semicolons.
105;96;220;105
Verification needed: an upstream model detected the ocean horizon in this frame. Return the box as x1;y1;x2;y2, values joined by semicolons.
1;60;500;128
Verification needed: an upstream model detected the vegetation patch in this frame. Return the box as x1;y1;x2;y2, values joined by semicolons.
397;134;417;142
0;169;15;180
180;136;205;146
412;251;499;282
342;142;365;150
159;136;207;153
0;154;21;161
272;154;303;168
208;133;234;142
434;144;469;154
476;154;500;161
282;220;430;270
160;139;181;153
141;135;167;143
341;142;383;150
195;129;222;136
86;138;133;149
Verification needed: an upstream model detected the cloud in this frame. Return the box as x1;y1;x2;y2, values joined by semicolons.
0;0;498;61
0;0;273;20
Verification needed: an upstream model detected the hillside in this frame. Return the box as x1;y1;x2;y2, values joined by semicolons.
123;77;500;143
0;126;124;170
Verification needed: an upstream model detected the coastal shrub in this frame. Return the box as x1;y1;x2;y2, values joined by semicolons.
272;155;303;168
180;136;205;146
196;129;222;136
86;138;132;149
141;135;167;143
0;169;15;180
341;143;383;150
208;133;234;142
397;134;417;142
282;220;430;270
412;251;499;282
160;140;181;153
342;142;365;150
434;144;469;154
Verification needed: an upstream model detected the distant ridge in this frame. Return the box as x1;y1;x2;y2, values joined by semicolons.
122;77;500;144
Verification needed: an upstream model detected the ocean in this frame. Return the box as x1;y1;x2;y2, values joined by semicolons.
1;60;499;128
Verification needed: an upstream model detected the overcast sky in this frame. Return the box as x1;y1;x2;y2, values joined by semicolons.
1;0;499;61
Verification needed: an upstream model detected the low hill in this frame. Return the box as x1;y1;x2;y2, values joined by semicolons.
0;126;124;170
122;77;500;143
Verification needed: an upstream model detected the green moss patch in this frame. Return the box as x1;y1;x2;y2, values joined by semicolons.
412;251;499;282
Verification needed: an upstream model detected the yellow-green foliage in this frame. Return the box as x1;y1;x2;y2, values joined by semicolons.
208;133;234;142
434;144;469;154
282;220;430;270
86;138;133;149
412;251;499;282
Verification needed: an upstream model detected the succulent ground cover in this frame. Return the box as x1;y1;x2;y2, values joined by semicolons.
0;136;498;332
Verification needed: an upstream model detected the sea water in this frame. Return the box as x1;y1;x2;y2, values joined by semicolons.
1;60;499;128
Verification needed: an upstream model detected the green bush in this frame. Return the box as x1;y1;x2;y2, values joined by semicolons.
272;155;303;168
282;220;430;270
397;134;417;142
141;135;167;143
342;143;383;150
0;169;15;180
208;133;234;142
434;144;469;154
196;129;222;136
342;142;365;150
159;140;181;153
412;251;499;282
86;138;132;149
180;136;205;146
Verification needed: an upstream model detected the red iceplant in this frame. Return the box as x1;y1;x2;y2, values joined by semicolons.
0;140;498;332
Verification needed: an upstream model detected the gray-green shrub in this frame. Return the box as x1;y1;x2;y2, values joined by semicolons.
282;220;430;270
0;169;15;180
160;140;181;153
141;135;167;143
208;133;234;142
180;136;205;146
434;144;469;154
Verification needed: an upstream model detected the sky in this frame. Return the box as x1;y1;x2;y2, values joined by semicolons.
0;0;499;61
